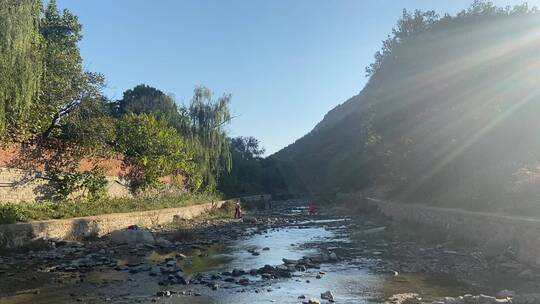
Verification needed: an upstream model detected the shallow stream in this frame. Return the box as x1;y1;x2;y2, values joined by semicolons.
1;206;477;304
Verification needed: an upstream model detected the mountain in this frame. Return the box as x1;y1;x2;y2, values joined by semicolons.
270;2;540;214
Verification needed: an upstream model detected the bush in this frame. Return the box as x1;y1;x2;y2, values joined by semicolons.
0;204;28;224
117;113;201;192
48;167;108;201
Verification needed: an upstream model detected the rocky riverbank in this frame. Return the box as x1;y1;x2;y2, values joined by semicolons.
341;208;540;304
1;201;540;304
0;203;348;303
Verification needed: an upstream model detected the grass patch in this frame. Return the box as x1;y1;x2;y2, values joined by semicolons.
205;202;236;219
0;192;221;225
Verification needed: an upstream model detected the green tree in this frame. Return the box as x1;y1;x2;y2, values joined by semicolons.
37;0;104;139
230;136;265;160
218;136;265;197
117;113;200;191
113;84;234;193
58;97;116;156
365;9;438;78
114;84;181;125
0;0;43;138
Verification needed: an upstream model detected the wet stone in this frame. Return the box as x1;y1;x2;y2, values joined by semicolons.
321;291;334;301
156;290;172;297
208;282;219;290
232;268;246;276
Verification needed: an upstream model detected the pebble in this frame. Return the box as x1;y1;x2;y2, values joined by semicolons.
156;290;172;297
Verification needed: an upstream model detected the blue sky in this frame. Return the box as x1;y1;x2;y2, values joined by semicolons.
56;0;537;155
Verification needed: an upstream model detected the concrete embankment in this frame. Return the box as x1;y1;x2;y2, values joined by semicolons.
0;200;231;249
367;198;540;267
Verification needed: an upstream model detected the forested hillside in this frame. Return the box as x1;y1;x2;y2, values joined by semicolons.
272;1;540;213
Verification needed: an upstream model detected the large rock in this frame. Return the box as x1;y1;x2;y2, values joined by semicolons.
495;290;515;299
109;229;155;245
321;291;334;301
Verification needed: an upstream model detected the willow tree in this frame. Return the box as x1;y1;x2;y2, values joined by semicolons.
0;0;43;138
183;86;232;191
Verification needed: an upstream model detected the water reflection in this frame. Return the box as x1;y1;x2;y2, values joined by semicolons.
145;226;332;276
155;223;471;304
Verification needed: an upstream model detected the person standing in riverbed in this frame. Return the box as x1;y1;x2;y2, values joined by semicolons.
234;202;242;219
308;204;317;216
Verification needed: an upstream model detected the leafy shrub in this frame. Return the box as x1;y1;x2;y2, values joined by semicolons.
0;204;28;224
48;167;108;201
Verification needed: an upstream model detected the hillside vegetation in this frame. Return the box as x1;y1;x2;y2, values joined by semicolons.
272;1;540;214
0;0;267;203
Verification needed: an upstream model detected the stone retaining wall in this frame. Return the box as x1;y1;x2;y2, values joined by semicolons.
0;168;130;203
0;200;230;249
366;198;540;267
0;168;48;202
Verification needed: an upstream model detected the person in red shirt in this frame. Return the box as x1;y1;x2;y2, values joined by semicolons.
308;204;317;215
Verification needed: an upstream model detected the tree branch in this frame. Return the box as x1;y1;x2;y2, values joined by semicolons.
212;114;239;129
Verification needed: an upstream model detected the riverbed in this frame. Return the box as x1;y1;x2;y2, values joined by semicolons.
0;202;486;304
